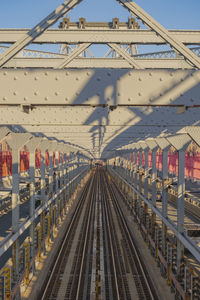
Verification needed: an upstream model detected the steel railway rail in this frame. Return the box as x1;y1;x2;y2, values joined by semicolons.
101;170;130;299
38;168;160;300
39;171;96;300
101;169;159;300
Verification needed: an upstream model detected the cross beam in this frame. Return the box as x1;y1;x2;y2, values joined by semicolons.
0;29;200;45
117;0;200;69
0;0;82;68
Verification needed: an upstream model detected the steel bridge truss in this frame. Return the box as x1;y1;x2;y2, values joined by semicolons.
0;1;200;297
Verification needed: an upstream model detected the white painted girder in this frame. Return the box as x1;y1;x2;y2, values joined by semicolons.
0;106;199;127
0;69;200;106
0;0;82;67
3;57;197;69
1;105;199;154
0;29;200;45
117;0;200;69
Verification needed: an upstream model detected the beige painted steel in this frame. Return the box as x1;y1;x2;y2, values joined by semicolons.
57;43;91;68
0;29;200;44
0;0;81;67
0;107;199;126
117;0;200;69
108;43;143;69
3;57;197;69
0;69;200;106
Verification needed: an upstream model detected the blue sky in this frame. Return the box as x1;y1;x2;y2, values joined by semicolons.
0;0;199;56
0;0;199;29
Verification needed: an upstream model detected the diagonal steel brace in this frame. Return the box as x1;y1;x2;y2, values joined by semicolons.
0;0;82;68
117;0;200;69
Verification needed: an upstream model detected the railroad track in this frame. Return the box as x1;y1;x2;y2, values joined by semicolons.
39;171;95;300
39;168;159;300
101;170;158;300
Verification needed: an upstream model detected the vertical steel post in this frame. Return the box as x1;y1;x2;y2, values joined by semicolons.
40;148;46;242
49;151;53;198
152;149;157;206
162;149;168;256
177;150;185;274
144;149;149;200
151;148;157;237
29;151;35;272
144;149;149;226
48;150;54;238
11;149;20;283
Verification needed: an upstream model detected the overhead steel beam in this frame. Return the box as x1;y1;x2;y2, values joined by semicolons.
0;106;199;126
0;0;82;68
3;57;197;69
57;43;91;68
0;29;200;45
117;0;200;69
108;43;143;69
0;69;200;106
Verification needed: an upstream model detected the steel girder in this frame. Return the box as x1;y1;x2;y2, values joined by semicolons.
117;0;200;69
0;29;200;45
2;57;198;69
0;0;82;68
0;69;200;106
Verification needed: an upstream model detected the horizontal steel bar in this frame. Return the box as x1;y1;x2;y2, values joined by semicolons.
3;57;195;69
0;69;200;106
0;29;199;44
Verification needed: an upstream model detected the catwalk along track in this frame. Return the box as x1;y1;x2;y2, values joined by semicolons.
40;168;159;300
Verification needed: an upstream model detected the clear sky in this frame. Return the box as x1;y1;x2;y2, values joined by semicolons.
0;0;199;56
0;0;199;29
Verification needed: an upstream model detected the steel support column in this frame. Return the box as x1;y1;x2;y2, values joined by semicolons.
177;150;185;274
161;149;168;256
11;149;20;283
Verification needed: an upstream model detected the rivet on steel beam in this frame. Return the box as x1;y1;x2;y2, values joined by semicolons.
14;76;18;80
97;77;101;81
138;78;142;81
118;93;121;96
24;72;28;76
107;72;111;76
138;93;142;96
45;72;48;76
3;97;7;100
3;72;7;75
66;72;69;76
34;77;38;81
76;77;79;81
55;76;59;80
65;97;69;101
13;92;17;96
170;73;173;77
24;97;28;101
34;92;38;96
45;97;48;101
55;92;59;96
149;72;152;76
76;92;79;96
128;97;132;101
87;72;91;76
128;72;132;76
160;78;163;81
